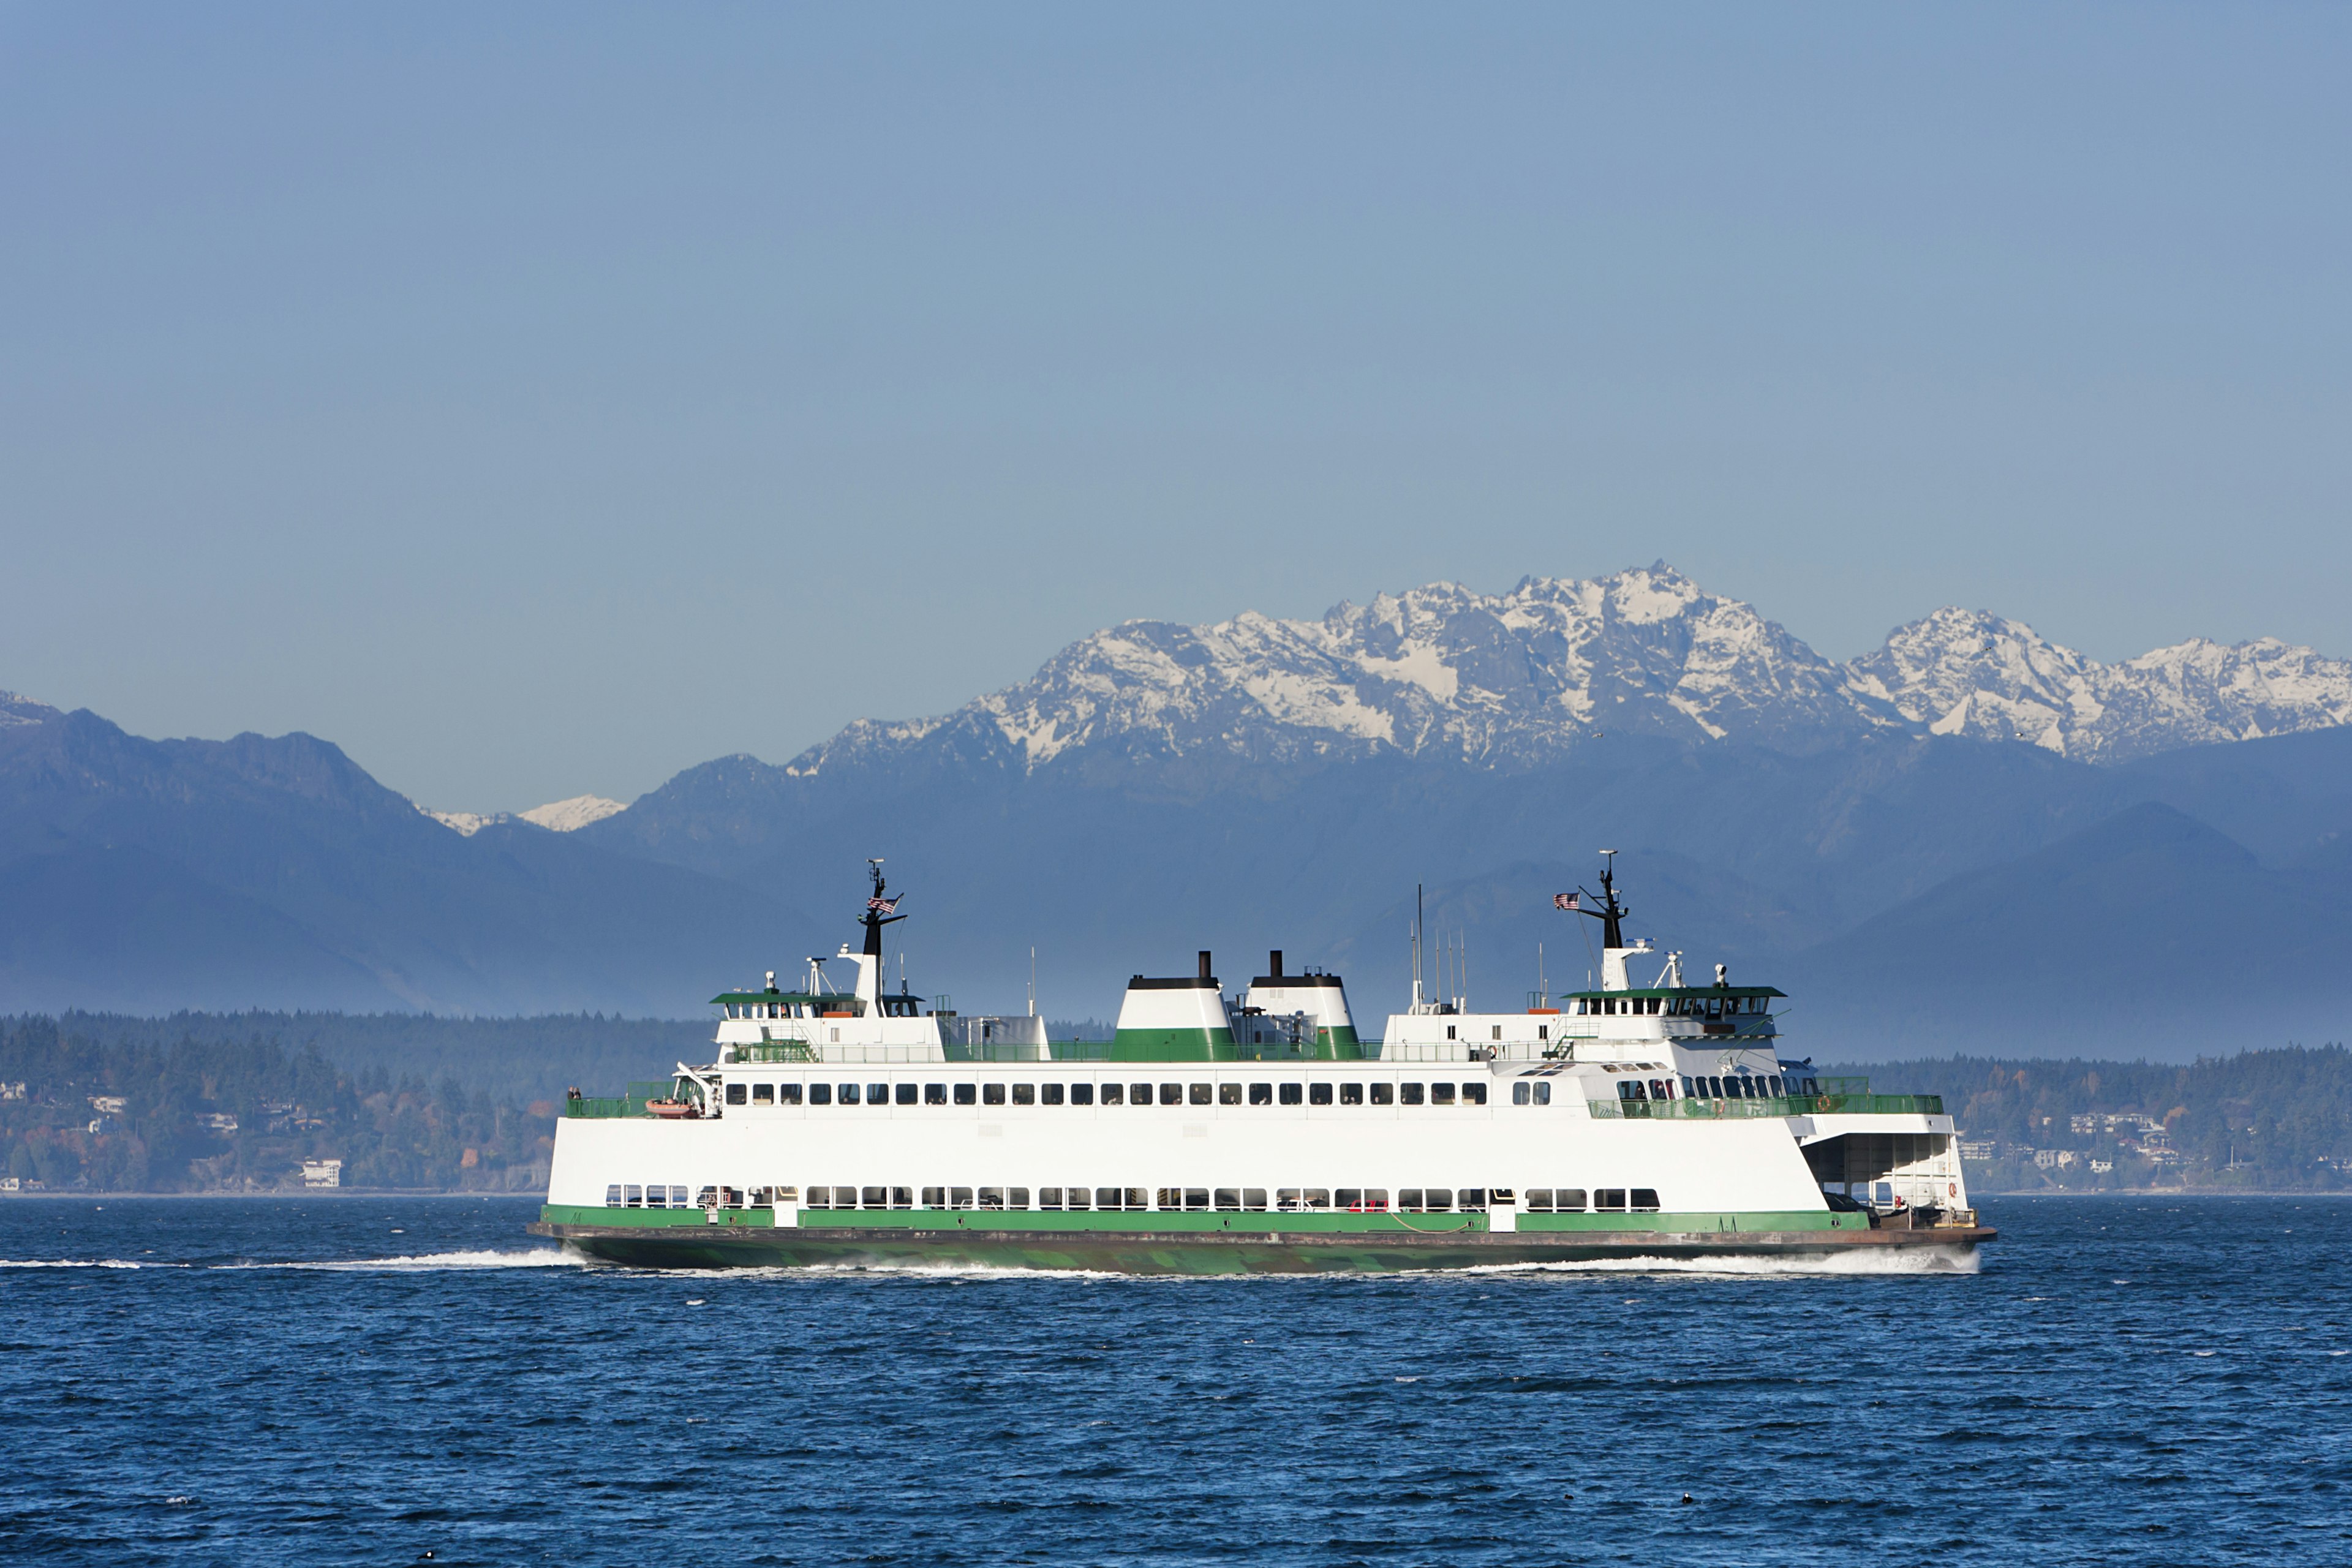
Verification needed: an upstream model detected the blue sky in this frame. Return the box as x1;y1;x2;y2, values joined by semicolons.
3;5;2346;810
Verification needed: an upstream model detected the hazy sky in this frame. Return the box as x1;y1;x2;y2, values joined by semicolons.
4;6;2346;810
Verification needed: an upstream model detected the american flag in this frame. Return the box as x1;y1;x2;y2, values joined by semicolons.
1553;893;1578;911
869;895;900;914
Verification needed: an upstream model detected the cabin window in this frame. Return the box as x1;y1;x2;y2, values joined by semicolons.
1538;1025;1548;1041
1445;1025;1457;1041
1057;1186;1086;1210
1189;1083;1213;1106
1363;1189;1389;1212
1336;1188;1362;1210
1185;1188;1210;1210
1525;1189;1551;1212
925;1084;947;1106
1425;1189;1453;1212
1280;1082;1305;1106
799;1186;822;1209
895;1083;918;1106
1556;1188;1587;1212
1040;1188;1063;1210
1155;1083;1179;1106
1401;1083;1425;1106
1042;1084;1065;1106
725;1083;747;1105
1308;1082;1333;1106
1099;1084;1122;1106
1463;1082;1487;1106
837;1084;859;1106
1371;1083;1394;1106
1243;1189;1267;1211
1220;1084;1243;1106
954;1084;977;1106
752;1083;774;1104
862;1186;888;1208
1302;1188;1331;1209
1630;1188;1660;1212
1461;1188;1486;1209
1008;1187;1030;1209
1276;1188;1302;1210
606;1185;624;1207
1595;1189;1627;1211
1097;1187;1137;1210
1513;1082;1531;1105
1249;1082;1273;1106
1339;1082;1363;1105
778;1083;802;1104
1534;1082;1551;1105
1491;1025;1503;1041
809;1084;832;1106
1431;1083;1456;1106
983;1084;1006;1106
979;1187;1004;1209
1133;1083;1155;1106
644;1185;666;1208
1215;1188;1241;1210
1071;1083;1093;1105
951;1187;974;1208
867;1083;888;1107
1399;1188;1423;1212
1012;1084;1036;1106
921;1186;944;1207
891;1187;913;1209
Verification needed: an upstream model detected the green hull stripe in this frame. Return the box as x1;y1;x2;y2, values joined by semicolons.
539;1204;1854;1235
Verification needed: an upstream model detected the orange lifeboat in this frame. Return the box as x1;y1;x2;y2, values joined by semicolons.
644;1099;699;1119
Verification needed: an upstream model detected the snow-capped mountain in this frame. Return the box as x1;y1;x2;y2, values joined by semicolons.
520;795;627;832
1847;607;2352;762
783;565;2352;776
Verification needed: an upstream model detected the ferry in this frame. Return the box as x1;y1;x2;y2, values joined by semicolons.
530;858;1991;1272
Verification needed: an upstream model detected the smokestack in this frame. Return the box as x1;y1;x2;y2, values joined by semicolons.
1269;949;1283;979
1198;950;1213;982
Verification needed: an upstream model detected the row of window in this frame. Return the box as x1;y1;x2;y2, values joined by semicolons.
1574;995;1765;1017
1615;1074;1815;1103
720;1079;1496;1109
603;1183;1663;1213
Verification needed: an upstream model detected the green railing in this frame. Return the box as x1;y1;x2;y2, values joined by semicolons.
729;1041;819;1064
1591;1091;1945;1120
564;1081;682;1119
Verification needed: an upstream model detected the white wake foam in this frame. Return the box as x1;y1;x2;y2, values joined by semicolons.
213;1249;584;1272
0;1257;189;1270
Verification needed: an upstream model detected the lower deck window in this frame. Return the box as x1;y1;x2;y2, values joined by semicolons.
1594;1189;1627;1211
1630;1188;1660;1212
606;1185;624;1207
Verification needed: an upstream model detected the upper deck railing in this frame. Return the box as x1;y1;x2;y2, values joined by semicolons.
1590;1090;1945;1120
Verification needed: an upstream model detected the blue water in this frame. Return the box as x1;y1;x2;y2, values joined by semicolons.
1;1196;2345;1565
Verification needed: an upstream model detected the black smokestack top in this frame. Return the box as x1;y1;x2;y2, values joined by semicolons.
1269;949;1284;979
1198;950;1213;981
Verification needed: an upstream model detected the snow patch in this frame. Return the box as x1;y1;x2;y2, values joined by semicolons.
519;795;627;832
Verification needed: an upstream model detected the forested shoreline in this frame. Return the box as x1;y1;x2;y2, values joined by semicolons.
4;1011;2347;1193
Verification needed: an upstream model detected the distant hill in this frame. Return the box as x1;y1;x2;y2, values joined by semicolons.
6;564;2351;1055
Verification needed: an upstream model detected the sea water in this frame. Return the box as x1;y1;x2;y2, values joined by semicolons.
1;1196;2346;1565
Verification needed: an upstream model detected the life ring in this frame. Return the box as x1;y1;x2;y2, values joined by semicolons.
1948;1183;1958;1197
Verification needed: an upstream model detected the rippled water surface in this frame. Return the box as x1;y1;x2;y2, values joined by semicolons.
2;1196;2348;1564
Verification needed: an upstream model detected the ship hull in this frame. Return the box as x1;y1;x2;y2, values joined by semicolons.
528;1215;1991;1275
